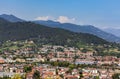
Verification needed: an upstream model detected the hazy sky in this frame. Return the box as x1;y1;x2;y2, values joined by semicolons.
0;0;120;29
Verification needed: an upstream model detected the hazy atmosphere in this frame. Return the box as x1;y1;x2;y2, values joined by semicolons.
0;0;120;29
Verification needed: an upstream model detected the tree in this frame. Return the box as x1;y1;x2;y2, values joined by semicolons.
12;74;22;79
81;48;88;53
69;64;75;70
56;47;64;52
60;74;64;79
0;76;11;79
94;76;99;79
23;66;32;73
112;73;120;79
33;70;40;79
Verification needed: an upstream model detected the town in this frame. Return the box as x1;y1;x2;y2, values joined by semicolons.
0;0;120;79
0;40;119;79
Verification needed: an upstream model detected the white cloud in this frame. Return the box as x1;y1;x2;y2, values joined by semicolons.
57;16;75;23
35;16;54;21
35;16;76;23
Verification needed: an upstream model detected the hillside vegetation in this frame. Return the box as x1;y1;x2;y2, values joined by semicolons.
0;18;108;47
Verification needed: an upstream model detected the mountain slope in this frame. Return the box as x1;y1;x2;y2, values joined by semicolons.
33;20;120;42
0;14;118;42
103;28;120;38
0;14;24;22
0;18;108;46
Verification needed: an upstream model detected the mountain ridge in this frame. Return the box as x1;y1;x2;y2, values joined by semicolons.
0;14;119;43
33;20;120;42
0;14;25;22
103;28;120;38
0;17;108;47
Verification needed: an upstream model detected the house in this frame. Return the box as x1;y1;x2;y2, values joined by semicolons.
16;58;26;63
0;65;3;72
72;69;79;75
75;59;95;65
58;67;69;75
0;57;5;64
64;75;79;79
26;72;33;79
99;70;108;79
5;58;15;63
9;67;17;73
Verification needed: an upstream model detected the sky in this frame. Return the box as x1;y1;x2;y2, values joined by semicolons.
0;0;120;29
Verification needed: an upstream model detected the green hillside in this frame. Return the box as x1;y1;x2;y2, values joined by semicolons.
0;18;108;47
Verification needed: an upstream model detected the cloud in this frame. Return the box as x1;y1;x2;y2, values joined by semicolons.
35;16;76;23
57;16;75;23
35;16;54;21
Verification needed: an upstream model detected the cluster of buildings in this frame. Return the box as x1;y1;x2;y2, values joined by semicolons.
0;44;120;79
26;65;120;79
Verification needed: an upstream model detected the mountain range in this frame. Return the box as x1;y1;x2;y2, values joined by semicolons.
0;17;109;47
0;14;119;43
33;20;120;42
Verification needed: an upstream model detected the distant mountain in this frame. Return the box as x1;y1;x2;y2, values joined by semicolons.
0;14;25;22
0;18;108;46
0;14;119;42
103;28;120;38
33;20;120;42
